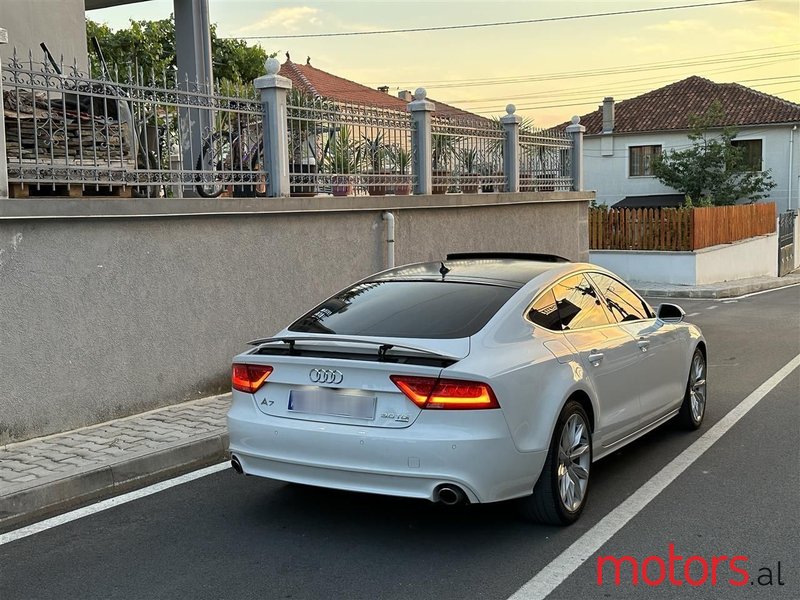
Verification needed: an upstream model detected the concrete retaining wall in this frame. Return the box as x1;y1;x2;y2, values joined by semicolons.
0;192;590;443
590;233;778;285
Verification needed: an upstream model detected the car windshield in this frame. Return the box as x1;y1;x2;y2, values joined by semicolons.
289;280;517;339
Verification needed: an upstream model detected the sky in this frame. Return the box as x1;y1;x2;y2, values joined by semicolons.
87;0;800;127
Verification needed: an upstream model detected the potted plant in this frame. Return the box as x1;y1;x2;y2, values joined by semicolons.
431;132;456;195
360;132;391;196
326;127;360;197
391;146;412;195
457;147;480;194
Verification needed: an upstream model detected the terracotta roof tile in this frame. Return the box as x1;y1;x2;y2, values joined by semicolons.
572;76;800;135
278;60;485;120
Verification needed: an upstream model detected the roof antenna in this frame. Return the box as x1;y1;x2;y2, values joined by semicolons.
439;261;450;281
306;56;311;65
285;51;290;62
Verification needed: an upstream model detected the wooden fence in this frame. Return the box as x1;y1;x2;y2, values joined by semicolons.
589;203;776;251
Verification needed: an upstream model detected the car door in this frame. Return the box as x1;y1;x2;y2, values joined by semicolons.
588;273;687;424
550;273;644;447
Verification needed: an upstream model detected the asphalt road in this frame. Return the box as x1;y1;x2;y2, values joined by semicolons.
1;286;798;600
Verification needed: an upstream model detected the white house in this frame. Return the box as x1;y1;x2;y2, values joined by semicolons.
579;76;800;214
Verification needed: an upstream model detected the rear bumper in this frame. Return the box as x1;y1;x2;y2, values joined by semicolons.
227;392;546;503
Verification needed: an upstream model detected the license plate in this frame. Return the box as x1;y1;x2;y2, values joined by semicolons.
288;389;377;420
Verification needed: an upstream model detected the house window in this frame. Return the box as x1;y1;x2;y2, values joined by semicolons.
731;139;763;171
629;145;661;177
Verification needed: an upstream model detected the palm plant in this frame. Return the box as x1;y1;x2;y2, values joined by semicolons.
390;145;412;195
326;127;361;196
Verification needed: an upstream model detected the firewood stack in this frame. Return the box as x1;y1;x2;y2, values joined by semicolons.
3;89;134;168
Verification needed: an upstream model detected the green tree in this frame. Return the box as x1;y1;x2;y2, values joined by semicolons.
86;16;273;87
651;101;776;205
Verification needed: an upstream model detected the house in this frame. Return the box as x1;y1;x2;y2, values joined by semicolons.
577;76;800;214
278;55;484;120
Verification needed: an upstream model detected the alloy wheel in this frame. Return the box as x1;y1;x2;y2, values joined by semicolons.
690;352;707;422
557;414;590;512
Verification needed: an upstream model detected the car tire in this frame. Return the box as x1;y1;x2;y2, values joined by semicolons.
519;400;592;525
677;348;707;430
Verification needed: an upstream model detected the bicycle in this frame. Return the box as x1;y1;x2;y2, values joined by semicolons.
195;129;266;198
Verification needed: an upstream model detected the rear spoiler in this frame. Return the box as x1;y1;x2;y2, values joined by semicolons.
247;336;462;361
446;252;569;263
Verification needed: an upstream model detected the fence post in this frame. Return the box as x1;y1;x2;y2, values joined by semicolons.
0;27;8;199
566;115;586;192
501;104;521;193
254;57;292;197
408;88;434;195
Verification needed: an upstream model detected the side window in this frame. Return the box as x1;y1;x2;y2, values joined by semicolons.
589;273;652;322
528;289;562;331
551;274;612;330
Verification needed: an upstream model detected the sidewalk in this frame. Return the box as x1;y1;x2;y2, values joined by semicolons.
0;394;231;531
632;273;800;299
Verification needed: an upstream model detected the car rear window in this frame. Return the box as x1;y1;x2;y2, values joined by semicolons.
289;280;517;339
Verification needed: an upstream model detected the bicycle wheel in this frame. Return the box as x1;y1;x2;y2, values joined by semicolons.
195;133;231;198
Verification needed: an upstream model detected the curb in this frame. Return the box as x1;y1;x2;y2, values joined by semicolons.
634;278;800;299
0;430;229;532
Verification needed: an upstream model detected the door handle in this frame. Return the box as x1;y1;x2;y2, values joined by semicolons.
638;339;651;352
588;352;604;365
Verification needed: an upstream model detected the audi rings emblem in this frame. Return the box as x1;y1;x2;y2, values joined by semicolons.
309;368;344;385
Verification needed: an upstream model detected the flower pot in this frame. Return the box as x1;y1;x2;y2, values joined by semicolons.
290;162;318;197
394;182;412;196
432;169;449;195
331;175;353;197
460;174;480;194
367;171;392;196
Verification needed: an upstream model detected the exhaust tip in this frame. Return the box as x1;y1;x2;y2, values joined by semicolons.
231;455;243;474
435;485;467;506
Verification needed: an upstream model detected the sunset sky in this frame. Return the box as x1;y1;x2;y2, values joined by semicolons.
88;0;800;127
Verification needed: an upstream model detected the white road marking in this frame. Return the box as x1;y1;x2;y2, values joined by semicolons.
706;305;719;310
0;462;229;547
686;312;701;317
722;300;738;304
507;352;800;600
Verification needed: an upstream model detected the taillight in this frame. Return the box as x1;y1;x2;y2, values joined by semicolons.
232;363;273;393
390;375;499;409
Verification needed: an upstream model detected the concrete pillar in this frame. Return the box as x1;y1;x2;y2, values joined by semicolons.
408;88;434;196
0;27;8;199
254;58;292;197
174;0;214;195
566;116;586;192
501;104;521;193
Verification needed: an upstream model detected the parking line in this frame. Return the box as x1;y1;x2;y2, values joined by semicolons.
706;305;719;310
507;352;800;600
0;462;229;547
686;312;700;317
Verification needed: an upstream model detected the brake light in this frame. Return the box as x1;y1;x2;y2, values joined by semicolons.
390;375;499;409
232;363;273;393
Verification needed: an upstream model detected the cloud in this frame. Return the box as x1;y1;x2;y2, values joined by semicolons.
237;7;321;34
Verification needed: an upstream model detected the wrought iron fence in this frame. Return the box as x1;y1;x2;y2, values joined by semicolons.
1;51;264;197
286;93;415;197
430;116;505;194
519;128;572;192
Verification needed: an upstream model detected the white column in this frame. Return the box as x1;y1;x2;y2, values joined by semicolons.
0;27;8;199
254;58;292;197
501;104;521;193
566;116;586;192
408;88;435;196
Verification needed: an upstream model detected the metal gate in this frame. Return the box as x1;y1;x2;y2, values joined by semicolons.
778;211;796;276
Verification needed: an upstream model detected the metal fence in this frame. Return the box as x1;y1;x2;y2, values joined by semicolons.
519;128;573;192
2;54;581;199
1;51;264;198
430;116;505;194
286;93;415;196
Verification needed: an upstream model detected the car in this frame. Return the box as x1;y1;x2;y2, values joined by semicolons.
226;252;707;525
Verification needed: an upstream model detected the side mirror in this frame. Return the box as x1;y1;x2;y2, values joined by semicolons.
656;303;685;323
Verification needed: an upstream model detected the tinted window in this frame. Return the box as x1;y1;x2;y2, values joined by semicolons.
588;273;652;322
528;289;562;331
551;274;612;330
289;280;517;339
